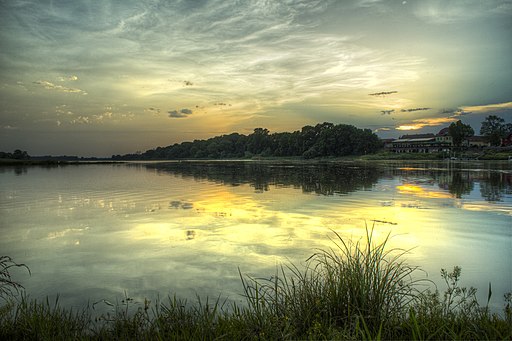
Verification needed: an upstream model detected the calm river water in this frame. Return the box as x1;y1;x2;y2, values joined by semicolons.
0;160;511;313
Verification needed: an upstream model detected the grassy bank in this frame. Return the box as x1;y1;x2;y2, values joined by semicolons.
1;229;511;340
360;149;512;161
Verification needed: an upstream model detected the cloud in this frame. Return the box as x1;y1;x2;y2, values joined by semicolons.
145;107;161;115
58;75;79;81
34;80;87;95
414;1;512;24
70;116;90;124
459;102;512;114
396;117;456;131
380;109;394;115
369;91;398;96
400;107;431;113
438;108;467;118
168;108;193;118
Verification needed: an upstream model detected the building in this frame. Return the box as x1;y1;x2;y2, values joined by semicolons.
385;127;493;153
389;131;452;154
501;133;512;147
466;136;490;148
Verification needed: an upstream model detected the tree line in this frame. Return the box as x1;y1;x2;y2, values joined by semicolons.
0;150;30;160
113;122;383;160
449;115;512;148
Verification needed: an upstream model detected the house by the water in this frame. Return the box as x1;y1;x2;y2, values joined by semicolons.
386;128;490;153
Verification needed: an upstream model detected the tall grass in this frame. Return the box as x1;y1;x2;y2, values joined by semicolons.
1;226;511;340
0;256;30;302
239;225;427;338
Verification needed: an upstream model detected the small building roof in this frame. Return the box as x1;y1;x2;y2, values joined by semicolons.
392;137;436;143
437;127;450;136
399;133;435;139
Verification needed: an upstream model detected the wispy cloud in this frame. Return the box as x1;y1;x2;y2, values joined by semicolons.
380;109;394;115
58;75;79;81
34;80;87;95
70;116;90;124
369;91;398;96
396;117;456;131
459;101;512;114
1;0;510;155
414;0;512;24
400;107;431;113
145;107;161;116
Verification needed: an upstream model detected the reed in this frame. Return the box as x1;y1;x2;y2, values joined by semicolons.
0;256;30;302
239;225;428;338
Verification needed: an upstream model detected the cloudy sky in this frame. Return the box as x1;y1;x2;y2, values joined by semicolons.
1;0;511;156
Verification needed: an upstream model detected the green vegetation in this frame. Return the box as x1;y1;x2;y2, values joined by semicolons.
0;150;30;160
480;115;512;146
113;122;383;160
360;151;445;160
2;227;511;340
448;120;474;149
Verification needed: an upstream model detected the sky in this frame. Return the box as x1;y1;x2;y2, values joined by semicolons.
1;0;511;157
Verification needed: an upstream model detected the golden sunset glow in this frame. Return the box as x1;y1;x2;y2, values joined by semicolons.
0;1;510;156
397;184;453;199
396;125;422;131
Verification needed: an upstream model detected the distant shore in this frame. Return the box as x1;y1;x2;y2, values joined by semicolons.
1;149;511;166
0;159;123;166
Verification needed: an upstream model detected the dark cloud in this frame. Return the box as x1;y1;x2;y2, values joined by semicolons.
439;108;466;117
439;108;455;115
183;80;193;86
380;109;395;115
168;108;193;118
369;91;398;96
214;102;231;106
400;107;431;112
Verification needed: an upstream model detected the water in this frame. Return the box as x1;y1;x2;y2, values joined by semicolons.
1;160;511;314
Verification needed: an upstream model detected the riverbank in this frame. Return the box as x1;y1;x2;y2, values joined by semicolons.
1;147;511;165
0;159;123;166
1;229;511;340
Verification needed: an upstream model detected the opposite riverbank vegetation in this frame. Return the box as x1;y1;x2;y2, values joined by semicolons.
1;147;511;166
1;227;511;340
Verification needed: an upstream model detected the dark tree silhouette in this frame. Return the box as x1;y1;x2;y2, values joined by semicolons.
448;120;474;149
480;115;510;146
114;122;382;160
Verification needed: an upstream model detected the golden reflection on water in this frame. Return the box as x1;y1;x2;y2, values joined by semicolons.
124;181;447;267
1;163;510;313
397;184;453;199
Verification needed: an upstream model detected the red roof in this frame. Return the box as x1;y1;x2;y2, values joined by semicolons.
437;127;450;136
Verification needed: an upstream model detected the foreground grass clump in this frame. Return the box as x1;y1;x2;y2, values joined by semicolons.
239;227;425;339
1;227;511;340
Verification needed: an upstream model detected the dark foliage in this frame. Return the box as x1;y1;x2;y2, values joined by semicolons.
0;150;30;160
113;122;383;160
480;115;512;146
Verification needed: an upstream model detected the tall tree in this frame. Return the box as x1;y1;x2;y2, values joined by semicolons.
448;120;474;149
480;115;506;146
